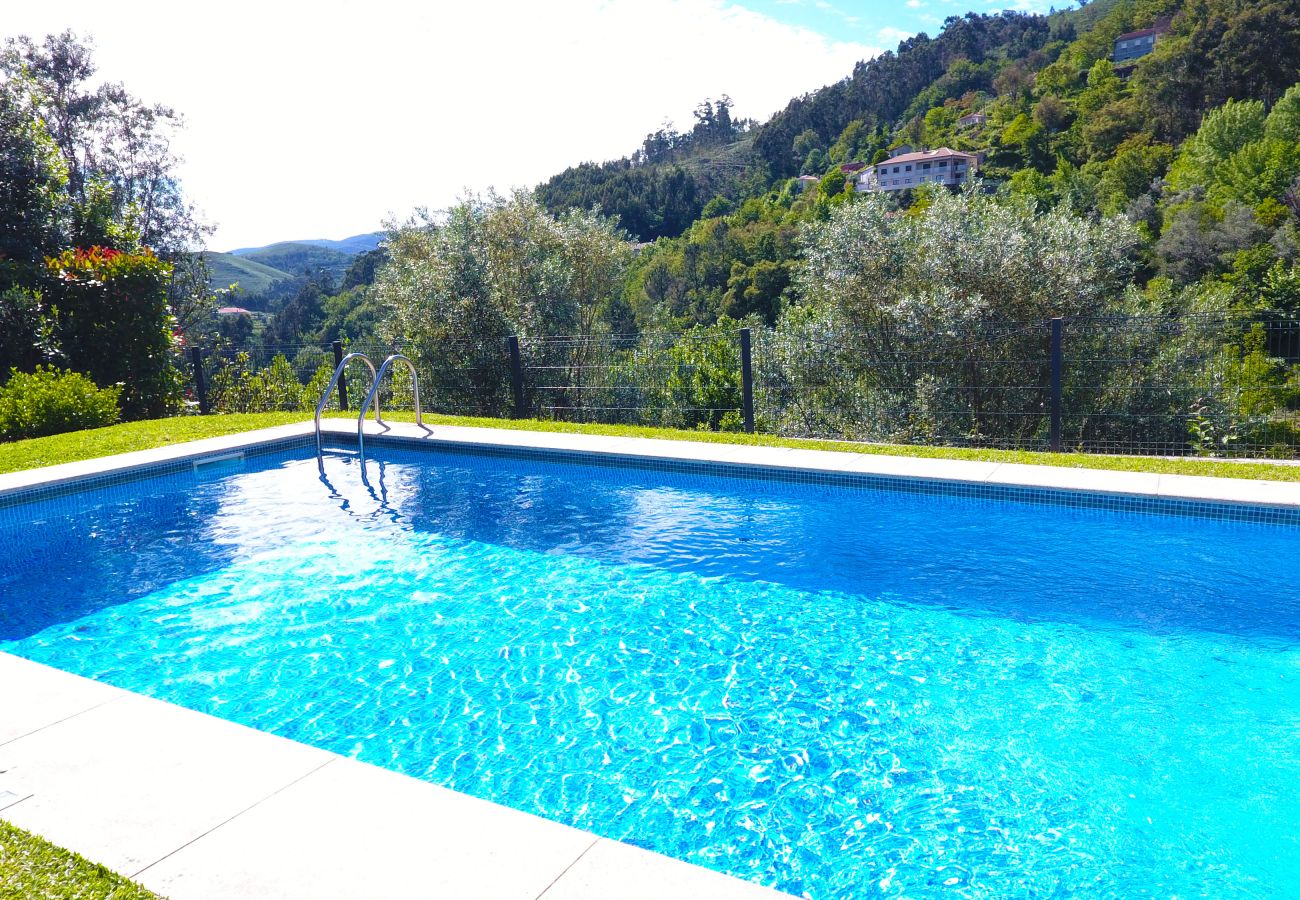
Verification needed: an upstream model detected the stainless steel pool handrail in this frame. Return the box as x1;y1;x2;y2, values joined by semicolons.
315;352;378;465
357;354;425;462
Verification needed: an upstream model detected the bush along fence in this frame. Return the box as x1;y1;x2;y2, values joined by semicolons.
183;314;1300;459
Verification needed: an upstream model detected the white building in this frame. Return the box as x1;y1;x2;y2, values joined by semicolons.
854;148;979;193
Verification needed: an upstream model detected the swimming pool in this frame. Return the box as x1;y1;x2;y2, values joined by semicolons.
2;438;1297;898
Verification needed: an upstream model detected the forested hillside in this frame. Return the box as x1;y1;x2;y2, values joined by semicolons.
94;0;1300;355
535;97;759;242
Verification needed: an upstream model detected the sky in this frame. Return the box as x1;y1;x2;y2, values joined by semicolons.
4;0;1053;251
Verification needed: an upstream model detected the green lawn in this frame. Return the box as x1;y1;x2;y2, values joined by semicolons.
1;410;1298;481
0;819;159;899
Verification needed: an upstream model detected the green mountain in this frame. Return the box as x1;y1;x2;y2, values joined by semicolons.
206;236;383;305
202;251;292;297
229;232;383;257
228;0;1300;352
537;0;1300;245
232;242;356;282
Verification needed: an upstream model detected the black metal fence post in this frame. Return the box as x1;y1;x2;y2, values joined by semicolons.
509;336;526;418
332;340;348;410
190;346;210;415
740;327;755;434
1049;317;1063;452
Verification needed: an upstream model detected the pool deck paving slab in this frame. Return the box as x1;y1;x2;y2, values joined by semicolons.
0;649;126;746
4;419;1300;898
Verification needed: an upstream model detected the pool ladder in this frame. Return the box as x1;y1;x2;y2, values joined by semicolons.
314;352;425;470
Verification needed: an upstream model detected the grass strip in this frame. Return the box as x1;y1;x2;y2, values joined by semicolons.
0;818;159;899
1;411;1297;482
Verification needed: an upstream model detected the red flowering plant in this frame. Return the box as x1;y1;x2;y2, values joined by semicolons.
43;246;183;418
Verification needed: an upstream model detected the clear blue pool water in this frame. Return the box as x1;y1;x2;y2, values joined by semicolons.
1;444;1297;898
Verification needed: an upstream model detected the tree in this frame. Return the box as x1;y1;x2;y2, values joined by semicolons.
1167;99;1267;193
1033;94;1069;132
1156;200;1268;283
0;71;67;270
1;31;205;256
1082;97;1145;160
376;192;632;415
793;187;1141;445
798;186;1139;331
1;30;210;393
1095;136;1173;215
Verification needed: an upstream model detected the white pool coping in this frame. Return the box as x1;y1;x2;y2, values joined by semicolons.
4;417;1299;508
3;420;1299;897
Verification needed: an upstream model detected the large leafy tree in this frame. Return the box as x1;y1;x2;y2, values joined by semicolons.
376;191;632;415
2;32;216;349
1;31;203;256
0;71;68;373
798;187;1139;331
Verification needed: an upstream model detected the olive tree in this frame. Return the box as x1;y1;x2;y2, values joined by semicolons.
375;191;632;417
790;186;1140;446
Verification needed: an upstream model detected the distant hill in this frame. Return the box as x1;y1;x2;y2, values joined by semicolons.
295;232;385;255
202;251;293;296
228;232;384;256
227;242;353;283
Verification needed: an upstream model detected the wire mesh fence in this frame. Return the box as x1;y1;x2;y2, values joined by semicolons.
516;330;744;429
184;314;1300;459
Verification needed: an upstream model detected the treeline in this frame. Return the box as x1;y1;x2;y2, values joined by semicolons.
754;11;1055;176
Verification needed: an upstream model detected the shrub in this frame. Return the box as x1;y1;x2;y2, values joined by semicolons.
0;366;120;441
42;246;182;419
208;352;334;414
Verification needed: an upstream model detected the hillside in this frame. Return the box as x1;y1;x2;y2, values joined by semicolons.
212;0;1300;373
230;242;356;282
229;232;383;256
202;251;292;296
535;0;1300;244
207;234;384;306
536;98;759;241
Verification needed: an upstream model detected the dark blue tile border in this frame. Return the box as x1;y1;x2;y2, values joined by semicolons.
0;436;313;511
353;433;1300;529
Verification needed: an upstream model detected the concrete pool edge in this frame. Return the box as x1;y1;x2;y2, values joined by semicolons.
5;418;1298;510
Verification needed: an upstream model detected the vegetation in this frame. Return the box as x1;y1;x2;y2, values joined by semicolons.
377;192;633;415
5;4;1300;459
200;251;294;299
0;366;119;440
3;410;1300;482
0;818;159;900
0;411;316;472
0;32;199;419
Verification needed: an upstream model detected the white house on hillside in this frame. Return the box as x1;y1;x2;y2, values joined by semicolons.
854;148;979;193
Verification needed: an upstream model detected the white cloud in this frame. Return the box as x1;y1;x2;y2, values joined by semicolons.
4;0;877;250
905;0;925;7
877;25;915;45
985;0;1053;10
